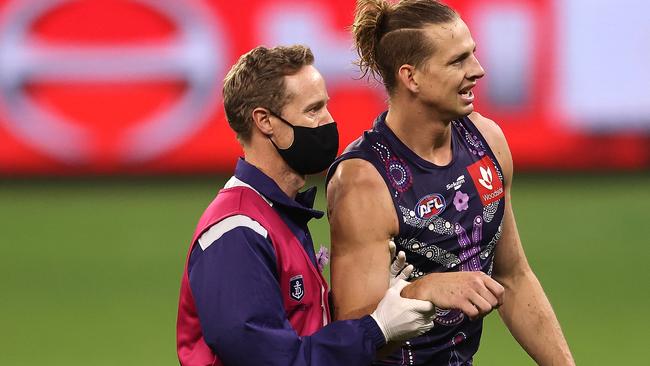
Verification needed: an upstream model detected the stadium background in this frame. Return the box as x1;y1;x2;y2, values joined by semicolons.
0;0;648;364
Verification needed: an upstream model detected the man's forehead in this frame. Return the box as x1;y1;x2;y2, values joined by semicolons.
284;65;324;89
284;65;328;105
424;20;475;55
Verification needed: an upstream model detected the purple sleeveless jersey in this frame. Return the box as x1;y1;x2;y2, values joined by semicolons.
327;112;506;366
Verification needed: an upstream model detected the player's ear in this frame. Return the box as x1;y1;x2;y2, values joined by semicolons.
252;107;274;137
397;64;419;93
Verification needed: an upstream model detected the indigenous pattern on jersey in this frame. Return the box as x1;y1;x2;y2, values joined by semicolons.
327;112;506;365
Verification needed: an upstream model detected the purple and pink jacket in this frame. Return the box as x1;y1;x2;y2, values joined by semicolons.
176;159;385;366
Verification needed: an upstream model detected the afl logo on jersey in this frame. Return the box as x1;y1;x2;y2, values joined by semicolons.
415;194;446;219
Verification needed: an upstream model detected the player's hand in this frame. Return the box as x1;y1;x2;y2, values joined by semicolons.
371;279;435;342
388;240;413;286
400;271;504;320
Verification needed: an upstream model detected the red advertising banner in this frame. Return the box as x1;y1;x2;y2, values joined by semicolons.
0;0;648;176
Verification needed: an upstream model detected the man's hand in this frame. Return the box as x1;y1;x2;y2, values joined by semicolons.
371;279;435;342
401;271;504;320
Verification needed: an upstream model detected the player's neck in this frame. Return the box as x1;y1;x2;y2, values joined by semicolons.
386;101;454;166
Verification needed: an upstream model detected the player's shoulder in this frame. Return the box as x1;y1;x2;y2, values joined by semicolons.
467;111;507;148
468;112;514;180
326;158;392;210
326;158;398;235
327;158;385;194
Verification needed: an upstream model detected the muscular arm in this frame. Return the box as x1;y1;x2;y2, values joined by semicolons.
327;159;399;320
471;112;575;365
327;159;409;357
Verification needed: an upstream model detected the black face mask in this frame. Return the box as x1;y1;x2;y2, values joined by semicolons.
268;112;339;175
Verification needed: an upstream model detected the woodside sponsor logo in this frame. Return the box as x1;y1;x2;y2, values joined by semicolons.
467;156;504;206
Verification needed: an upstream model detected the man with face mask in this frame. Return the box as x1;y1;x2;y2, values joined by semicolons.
176;45;439;366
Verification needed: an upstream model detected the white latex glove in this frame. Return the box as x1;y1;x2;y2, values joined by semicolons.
370;279;435;342
389;240;413;286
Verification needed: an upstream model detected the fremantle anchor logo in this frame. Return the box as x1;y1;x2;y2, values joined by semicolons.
289;275;304;301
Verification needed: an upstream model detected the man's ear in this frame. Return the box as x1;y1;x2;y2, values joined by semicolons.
252;107;274;136
397;64;419;93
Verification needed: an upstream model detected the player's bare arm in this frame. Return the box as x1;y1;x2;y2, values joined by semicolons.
327;158;399;320
400;267;504;320
328;159;436;358
470;111;575;365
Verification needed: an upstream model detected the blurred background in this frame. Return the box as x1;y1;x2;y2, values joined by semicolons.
0;0;648;364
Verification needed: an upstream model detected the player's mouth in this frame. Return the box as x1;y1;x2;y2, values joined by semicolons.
459;85;475;103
